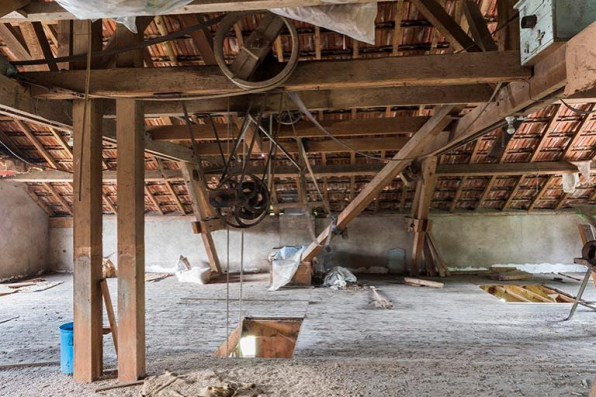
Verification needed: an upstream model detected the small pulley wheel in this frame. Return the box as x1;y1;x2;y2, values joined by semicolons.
217;173;270;228
582;240;596;264
214;11;300;90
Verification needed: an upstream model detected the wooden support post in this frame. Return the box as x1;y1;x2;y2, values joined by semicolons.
100;279;118;355
72;98;104;382
116;99;145;382
181;162;223;274
410;156;438;276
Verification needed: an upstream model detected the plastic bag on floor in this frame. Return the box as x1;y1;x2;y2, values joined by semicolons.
323;266;357;290
269;246;306;291
54;0;194;32
175;256;211;285
272;2;378;44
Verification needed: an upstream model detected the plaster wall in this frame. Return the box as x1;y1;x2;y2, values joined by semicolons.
48;211;584;274
0;183;49;281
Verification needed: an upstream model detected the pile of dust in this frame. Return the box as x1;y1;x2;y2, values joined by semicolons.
142;369;264;397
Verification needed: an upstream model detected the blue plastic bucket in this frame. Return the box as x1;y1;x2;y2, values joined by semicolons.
59;322;74;375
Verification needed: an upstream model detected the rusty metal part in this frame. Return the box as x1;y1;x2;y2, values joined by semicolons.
582;240;596;264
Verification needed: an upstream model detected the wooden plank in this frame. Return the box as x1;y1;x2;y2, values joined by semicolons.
18;23;47;71
31;21;58;70
72;98;104;383
410;0;480;52
24;51;529;99
302;105;456;263
144;186;164;215
72;19;103;383
116;99;145;382
475;176;496;210
213;319;244;358
164;181;186;215
463;0;498;52
501;176;523;211
41;182;72;215
100;17;151;68
100;279;118;354
0;0;29;18
391;0;406;56
119;85;493;117
0;23;31;61
529;105;563;162
14;119;60;169
181;162;223;274
411;156;438;275
449;177;466;212
148;117;441;141
7;160;591;184
527;175;555;211
180;14;216;66
404;277;444;288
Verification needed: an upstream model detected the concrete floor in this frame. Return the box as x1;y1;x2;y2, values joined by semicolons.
1;272;596;396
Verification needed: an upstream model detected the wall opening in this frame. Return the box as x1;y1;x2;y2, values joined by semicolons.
480;285;576;303
214;317;304;358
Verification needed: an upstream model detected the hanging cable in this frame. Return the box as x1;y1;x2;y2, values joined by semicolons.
225;225;230;356
560;99;596;115
239;230;244;324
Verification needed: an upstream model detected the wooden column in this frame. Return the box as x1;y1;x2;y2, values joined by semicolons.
181;162;223;274
72;98;104;382
116;99;146;382
72;19;104;383
410;156;438;276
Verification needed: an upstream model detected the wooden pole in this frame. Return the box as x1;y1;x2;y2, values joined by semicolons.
181;162;223;274
116;99;146;382
410;156;438;275
72;98;104;382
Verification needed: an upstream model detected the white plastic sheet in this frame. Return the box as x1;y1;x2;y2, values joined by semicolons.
54;0;194;32
54;0;378;43
272;3;378;44
269;246;306;291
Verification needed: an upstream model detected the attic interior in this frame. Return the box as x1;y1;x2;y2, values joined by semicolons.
1;0;596;395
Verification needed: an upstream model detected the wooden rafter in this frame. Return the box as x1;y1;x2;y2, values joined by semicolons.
164;180;185;214
463;0;497;52
527;175;556;211
15;119;59;169
410;0;480;52
0;1;30;19
529;105;563;162
501;176;523;211
144;185;164;215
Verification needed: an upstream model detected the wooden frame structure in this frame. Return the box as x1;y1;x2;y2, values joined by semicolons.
1;0;596;384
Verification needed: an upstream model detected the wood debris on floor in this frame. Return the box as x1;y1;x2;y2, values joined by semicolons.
480;284;577;303
488;267;533;281
404;277;444;288
0;277;63;295
138;369;263;397
145;273;172;283
370;286;393;309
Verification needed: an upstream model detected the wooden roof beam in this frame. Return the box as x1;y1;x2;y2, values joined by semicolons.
23;51;529;99
6;161;590;183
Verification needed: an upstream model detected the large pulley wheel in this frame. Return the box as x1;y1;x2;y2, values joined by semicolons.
214;11;300;90
216;173;270;228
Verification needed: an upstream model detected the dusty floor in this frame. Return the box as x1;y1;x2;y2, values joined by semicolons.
1;272;596;396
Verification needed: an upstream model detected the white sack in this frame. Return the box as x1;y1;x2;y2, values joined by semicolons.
562;172;580;194
176;267;211;284
323;266;357;290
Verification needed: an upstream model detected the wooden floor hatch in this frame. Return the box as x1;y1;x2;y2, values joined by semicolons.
480;285;576;303
213;317;304;358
